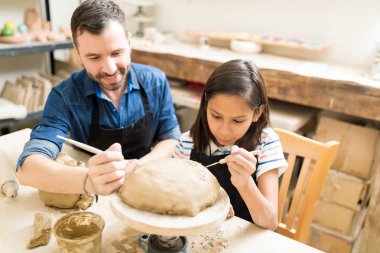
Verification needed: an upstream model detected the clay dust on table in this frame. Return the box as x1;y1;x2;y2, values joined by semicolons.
104;226;230;253
105;228;143;253
188;227;229;253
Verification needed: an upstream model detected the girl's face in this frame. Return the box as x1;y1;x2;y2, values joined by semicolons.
207;93;259;146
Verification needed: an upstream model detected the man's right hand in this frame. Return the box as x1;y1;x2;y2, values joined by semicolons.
87;143;127;195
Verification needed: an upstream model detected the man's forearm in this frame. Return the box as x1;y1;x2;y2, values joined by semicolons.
139;139;177;163
16;154;88;194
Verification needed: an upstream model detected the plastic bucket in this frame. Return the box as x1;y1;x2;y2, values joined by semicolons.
53;212;105;253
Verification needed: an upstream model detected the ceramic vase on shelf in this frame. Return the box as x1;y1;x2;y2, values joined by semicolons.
122;0;155;37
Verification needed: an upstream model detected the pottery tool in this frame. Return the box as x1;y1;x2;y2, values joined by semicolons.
57;135;102;155
0;150;19;199
205;158;227;168
205;150;260;168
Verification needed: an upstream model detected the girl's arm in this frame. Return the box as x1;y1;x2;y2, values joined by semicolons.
226;146;279;230
236;169;279;230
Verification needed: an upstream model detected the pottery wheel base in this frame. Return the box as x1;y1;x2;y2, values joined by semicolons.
139;234;190;253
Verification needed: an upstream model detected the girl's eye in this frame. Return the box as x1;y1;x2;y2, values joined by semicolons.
233;120;243;123
212;114;221;119
89;56;99;60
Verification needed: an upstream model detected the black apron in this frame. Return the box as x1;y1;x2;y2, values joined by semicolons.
190;149;257;223
88;68;154;159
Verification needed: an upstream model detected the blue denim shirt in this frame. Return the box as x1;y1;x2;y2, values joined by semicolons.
17;63;180;170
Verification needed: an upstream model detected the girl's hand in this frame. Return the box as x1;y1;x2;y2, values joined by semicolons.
225;145;260;189
88;143;127;195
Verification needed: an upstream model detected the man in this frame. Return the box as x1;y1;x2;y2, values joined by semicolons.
16;0;180;196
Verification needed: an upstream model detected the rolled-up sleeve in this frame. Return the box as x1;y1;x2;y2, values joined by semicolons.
16;138;60;171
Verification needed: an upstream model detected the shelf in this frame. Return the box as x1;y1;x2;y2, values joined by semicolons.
0;110;43;129
0;40;73;57
170;86;201;109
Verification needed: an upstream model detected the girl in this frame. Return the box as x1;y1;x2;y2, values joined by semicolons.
173;59;287;230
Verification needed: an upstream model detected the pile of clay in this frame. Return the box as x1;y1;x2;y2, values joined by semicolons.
119;158;220;216
39;152;93;209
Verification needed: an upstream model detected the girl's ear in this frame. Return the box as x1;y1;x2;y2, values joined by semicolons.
253;105;265;122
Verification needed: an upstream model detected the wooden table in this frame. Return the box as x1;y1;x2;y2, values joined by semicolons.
0;129;323;253
131;39;380;122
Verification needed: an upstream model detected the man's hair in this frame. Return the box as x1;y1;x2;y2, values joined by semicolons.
190;59;270;152
71;0;128;46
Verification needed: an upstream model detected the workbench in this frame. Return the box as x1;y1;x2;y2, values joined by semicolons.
0;129;323;253
131;39;380;122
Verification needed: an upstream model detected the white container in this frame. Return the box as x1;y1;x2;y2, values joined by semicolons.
230;39;262;54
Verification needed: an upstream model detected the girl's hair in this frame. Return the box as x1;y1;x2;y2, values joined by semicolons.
71;0;129;46
190;59;270;152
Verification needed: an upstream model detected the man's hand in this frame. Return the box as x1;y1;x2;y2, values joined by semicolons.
87;143;127;195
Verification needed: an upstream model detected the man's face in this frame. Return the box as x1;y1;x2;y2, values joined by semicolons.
75;21;131;92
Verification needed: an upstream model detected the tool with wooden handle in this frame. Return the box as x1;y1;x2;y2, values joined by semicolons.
57;135;103;155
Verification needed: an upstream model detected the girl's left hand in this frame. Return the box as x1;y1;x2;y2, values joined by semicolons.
225;145;260;188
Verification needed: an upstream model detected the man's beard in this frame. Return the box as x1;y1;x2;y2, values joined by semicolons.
88;66;128;91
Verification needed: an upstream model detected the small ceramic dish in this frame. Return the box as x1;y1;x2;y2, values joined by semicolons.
0;35;28;44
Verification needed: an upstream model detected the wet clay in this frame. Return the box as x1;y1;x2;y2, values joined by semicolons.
53;212;105;253
56;221;100;240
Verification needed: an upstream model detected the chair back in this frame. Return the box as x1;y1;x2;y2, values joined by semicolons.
274;128;339;243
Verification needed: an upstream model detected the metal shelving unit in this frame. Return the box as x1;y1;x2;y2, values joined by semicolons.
0;40;73;57
0;0;73;134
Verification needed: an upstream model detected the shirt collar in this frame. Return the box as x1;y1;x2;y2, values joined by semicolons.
83;67;140;99
209;140;232;156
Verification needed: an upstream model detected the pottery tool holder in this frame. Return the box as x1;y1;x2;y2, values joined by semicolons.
110;188;230;253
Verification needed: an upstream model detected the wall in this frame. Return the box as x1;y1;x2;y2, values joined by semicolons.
150;0;380;67
2;0;379;90
0;0;80;90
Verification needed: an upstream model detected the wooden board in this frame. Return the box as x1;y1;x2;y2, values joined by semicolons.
110;187;230;236
187;31;330;52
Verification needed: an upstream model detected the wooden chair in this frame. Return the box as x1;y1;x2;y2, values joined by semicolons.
274;128;339;243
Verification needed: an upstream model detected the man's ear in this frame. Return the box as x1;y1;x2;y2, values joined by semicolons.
72;46;83;67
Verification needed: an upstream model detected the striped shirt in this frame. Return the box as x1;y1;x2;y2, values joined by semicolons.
173;128;288;180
